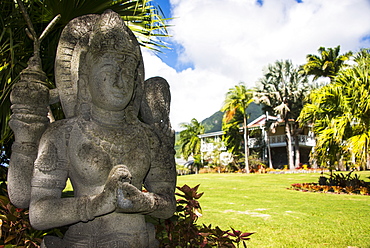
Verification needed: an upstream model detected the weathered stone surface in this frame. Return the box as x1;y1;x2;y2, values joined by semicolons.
9;9;176;248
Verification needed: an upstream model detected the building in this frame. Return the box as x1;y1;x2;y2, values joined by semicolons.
198;114;315;169
198;131;233;166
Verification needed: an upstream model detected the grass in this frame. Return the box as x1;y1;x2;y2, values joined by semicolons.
176;171;370;248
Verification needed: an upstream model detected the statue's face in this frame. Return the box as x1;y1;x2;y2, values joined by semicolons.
88;53;137;111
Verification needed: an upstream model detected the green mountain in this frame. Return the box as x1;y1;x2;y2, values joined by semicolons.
201;102;264;133
246;102;265;124
201;111;224;133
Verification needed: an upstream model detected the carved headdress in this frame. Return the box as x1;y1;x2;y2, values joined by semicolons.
55;9;173;145
55;9;144;118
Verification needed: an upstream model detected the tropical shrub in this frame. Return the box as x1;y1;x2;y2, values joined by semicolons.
150;184;254;247
290;171;370;195
319;171;366;188
0;183;63;247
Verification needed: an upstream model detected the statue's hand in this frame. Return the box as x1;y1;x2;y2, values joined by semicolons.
91;165;132;216
116;183;156;214
107;164;132;185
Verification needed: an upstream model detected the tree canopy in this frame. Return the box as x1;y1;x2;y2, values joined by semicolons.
299;49;370;170
300;45;352;82
178;118;205;162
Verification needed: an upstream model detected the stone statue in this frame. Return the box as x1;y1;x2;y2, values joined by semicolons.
8;9;176;247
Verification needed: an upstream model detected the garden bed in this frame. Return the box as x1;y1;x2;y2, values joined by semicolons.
289;171;370;195
267;169;329;174
289;182;369;195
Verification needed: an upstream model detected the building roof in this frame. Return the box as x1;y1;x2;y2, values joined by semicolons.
247;114;278;129
198;130;225;138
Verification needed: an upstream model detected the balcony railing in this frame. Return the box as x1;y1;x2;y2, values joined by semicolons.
201;135;315;152
249;135;315;148
200;143;227;153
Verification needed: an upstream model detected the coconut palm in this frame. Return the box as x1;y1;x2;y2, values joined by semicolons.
221;83;254;173
299;49;370;170
222;110;244;156
301;45;352;82
178;118;205;169
0;0;170;156
299;83;348;170
255;60;309;169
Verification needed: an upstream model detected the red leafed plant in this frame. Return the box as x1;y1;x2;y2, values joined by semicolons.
227;228;254;248
0;182;63;248
150;184;254;248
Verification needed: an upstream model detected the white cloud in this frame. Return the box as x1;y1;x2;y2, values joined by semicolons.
142;49;234;130
143;0;370;130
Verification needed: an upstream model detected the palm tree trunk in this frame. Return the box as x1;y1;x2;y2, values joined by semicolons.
294;136;300;168
293;123;300;168
244;115;250;173
285;117;294;170
265;128;273;169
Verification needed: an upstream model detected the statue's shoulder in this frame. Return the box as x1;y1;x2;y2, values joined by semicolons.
136;121;158;140
41;118;78;141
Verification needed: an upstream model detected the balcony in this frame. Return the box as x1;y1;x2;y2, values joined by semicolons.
200;142;227;153
249;135;315;148
269;135;315;147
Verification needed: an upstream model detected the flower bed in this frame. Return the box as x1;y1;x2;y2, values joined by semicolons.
290;182;369;195
290;171;370;195
267;168;329;174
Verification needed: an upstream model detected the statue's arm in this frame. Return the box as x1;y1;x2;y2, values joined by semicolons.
30;167;128;230
143;126;177;219
144;131;177;219
143;157;177;219
30;170;127;230
28;130;81;230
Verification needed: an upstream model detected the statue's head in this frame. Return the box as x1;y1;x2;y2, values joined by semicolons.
80;10;142;114
55;10;144;119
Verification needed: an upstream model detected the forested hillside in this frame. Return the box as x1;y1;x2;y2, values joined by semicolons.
201;102;263;133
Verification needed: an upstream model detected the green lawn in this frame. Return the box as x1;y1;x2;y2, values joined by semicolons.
177;172;370;248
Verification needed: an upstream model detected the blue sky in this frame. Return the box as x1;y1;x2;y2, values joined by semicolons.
142;0;370;130
152;0;192;72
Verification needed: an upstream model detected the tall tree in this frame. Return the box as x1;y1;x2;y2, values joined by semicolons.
299;49;370;170
222;110;244;156
221;84;254;173
301;45;352;82
178;118;205;165
0;0;170;156
255;60;309;169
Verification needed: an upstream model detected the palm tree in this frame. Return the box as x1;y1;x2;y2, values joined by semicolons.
301;45;352;82
299;49;370;170
222;110;244;155
221;84;254;173
255;60;309;169
178;118;205;172
0;0;170;156
222;109;249;171
299;84;347;170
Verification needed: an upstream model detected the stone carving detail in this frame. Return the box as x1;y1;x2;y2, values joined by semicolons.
8;9;176;248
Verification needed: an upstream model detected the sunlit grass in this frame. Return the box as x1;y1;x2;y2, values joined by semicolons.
177;172;370;248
